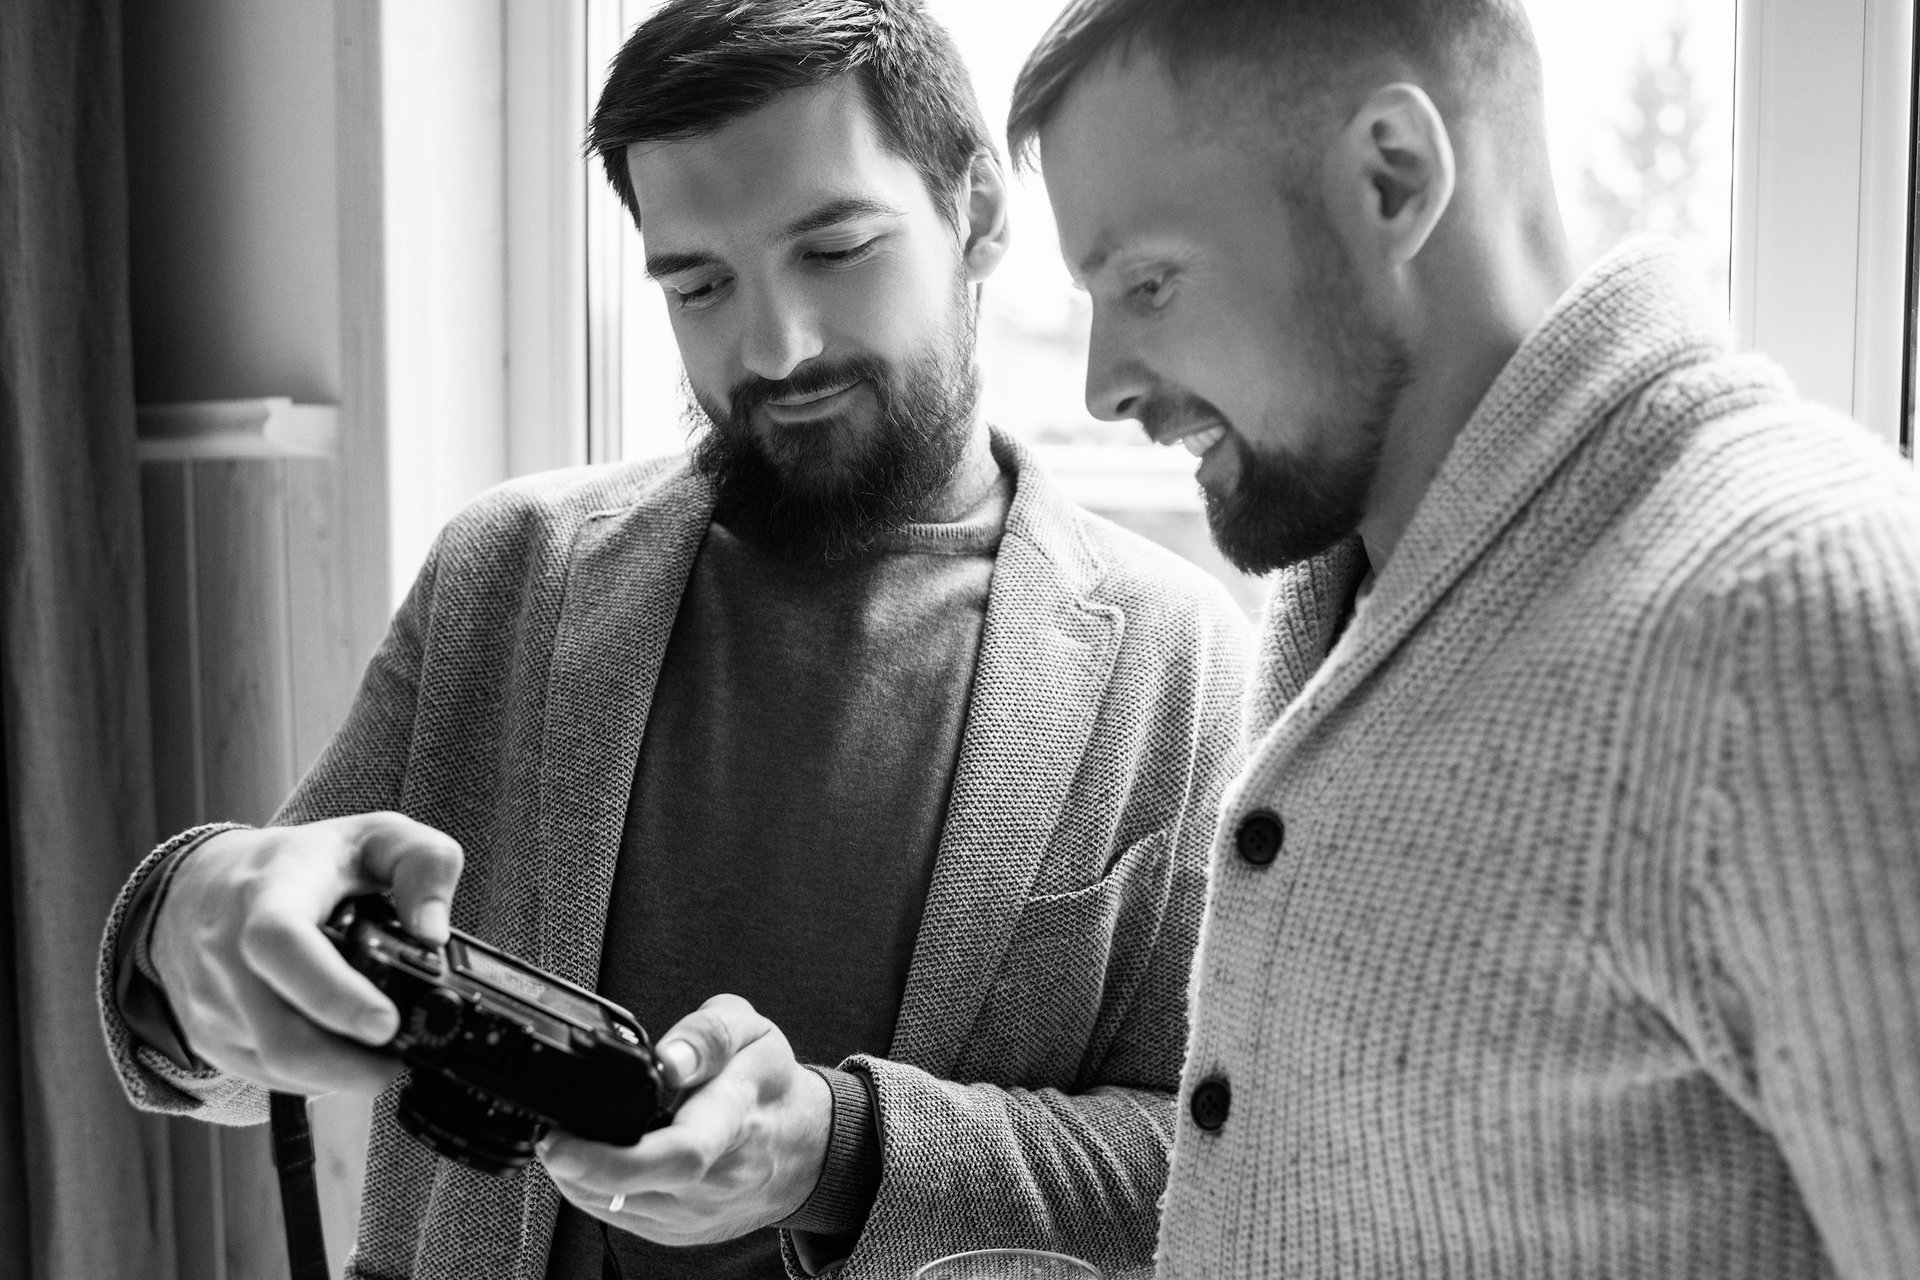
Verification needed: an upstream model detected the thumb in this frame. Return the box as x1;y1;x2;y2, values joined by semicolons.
656;994;771;1090
349;812;465;944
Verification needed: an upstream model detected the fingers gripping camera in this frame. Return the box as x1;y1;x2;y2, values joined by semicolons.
324;894;680;1175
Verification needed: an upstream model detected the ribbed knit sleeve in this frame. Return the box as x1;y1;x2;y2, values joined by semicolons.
1688;509;1920;1279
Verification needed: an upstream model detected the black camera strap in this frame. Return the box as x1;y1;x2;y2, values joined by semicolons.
269;1091;334;1280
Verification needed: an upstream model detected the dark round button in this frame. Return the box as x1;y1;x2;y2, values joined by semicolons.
1234;810;1284;866
1189;1077;1231;1131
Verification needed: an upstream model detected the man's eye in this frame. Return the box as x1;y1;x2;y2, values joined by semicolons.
668;278;727;310
807;239;878;266
1128;274;1171;307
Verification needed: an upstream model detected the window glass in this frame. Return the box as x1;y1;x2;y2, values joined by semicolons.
1908;86;1919;460
611;0;1737;606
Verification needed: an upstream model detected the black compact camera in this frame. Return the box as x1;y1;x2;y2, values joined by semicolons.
324;894;679;1175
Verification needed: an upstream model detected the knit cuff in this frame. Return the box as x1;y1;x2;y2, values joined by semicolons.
779;1064;881;1239
114;827;233;1071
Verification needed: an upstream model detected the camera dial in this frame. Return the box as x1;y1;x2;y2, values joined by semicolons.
407;989;465;1047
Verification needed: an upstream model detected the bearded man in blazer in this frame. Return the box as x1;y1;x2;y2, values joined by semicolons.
95;2;1265;1278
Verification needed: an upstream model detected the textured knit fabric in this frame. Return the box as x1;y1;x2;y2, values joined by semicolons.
1160;240;1920;1279
96;429;1255;1280
560;488;1006;1279
113;826;234;1071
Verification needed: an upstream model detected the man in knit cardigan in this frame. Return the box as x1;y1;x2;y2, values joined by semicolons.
1013;0;1919;1276
94;4;1256;1278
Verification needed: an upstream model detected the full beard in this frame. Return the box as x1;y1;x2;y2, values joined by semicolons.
686;281;980;561
1204;224;1408;576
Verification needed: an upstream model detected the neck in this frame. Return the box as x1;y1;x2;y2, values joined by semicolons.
1357;215;1574;572
911;416;1001;524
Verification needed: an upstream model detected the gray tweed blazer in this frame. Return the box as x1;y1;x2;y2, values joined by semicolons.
99;430;1256;1279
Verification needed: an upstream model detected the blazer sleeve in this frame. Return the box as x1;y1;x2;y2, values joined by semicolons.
93;537;442;1123
796;591;1249;1280
1684;511;1920;1280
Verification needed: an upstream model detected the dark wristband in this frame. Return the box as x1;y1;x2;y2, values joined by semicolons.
779;1064;882;1237
114;827;237;1070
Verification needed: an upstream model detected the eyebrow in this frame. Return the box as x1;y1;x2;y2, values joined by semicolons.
644;195;908;281
778;195;907;241
644;248;722;280
1076;237;1117;281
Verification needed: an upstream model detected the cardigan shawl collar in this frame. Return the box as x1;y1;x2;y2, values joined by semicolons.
1253;239;1729;759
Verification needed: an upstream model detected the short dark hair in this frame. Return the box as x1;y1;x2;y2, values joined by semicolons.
588;0;994;230
1007;0;1538;170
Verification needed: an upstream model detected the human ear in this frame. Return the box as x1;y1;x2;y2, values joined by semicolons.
1323;83;1455;267
958;151;1012;282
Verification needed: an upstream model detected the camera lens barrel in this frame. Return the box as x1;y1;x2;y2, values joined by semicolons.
396;1074;545;1176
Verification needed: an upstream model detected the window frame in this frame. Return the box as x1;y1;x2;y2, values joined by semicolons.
498;0;1920;475
1731;0;1916;453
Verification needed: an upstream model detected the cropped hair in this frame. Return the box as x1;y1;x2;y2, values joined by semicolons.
1007;0;1537;169
589;0;993;229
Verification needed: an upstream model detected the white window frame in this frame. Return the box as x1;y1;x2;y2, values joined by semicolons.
1732;0;1916;454
491;0;1920;483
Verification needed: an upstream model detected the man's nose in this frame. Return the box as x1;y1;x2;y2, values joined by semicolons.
1084;311;1152;423
738;284;824;383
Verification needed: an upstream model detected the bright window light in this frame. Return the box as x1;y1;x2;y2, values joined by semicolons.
605;0;1740;608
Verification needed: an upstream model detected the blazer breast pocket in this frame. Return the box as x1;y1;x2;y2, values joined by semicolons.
958;829;1172;1087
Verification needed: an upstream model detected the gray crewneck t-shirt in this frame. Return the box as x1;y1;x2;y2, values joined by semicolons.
546;474;1009;1280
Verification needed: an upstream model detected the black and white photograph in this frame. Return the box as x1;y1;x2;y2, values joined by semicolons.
2;0;1916;1277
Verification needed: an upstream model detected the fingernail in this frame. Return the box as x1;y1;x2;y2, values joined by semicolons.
358;1006;398;1044
658;1038;698;1084
412;899;449;943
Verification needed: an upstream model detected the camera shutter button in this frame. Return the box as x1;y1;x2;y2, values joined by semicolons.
410;989;465;1046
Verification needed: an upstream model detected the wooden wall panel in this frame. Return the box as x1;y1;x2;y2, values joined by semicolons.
141;449;372;1278
142;464;204;837
189;459;296;827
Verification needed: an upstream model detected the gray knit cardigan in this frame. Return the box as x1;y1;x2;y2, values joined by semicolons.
1161;241;1920;1278
97;431;1257;1279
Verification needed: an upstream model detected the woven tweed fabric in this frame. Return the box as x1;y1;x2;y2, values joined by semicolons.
1159;239;1920;1279
96;430;1265;1280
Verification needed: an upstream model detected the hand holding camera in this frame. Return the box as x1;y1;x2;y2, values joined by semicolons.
537;993;834;1247
151;813;815;1241
150;812;465;1097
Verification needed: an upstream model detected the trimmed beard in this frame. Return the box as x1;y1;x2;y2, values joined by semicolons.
1200;218;1408;576
686;275;980;561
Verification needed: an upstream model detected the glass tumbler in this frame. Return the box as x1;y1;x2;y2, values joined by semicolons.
913;1249;1104;1280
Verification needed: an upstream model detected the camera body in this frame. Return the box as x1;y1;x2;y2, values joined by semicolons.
324;893;678;1175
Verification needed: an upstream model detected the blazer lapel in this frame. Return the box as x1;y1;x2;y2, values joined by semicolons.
890;432;1122;1076
532;462;715;990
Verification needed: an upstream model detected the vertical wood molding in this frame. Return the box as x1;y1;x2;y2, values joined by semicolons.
338;0;393;665
191;459;298;825
584;0;627;465
506;0;589;477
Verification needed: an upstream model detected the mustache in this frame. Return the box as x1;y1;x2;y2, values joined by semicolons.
721;357;889;420
1135;388;1230;438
